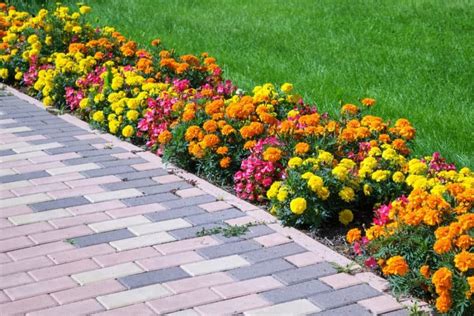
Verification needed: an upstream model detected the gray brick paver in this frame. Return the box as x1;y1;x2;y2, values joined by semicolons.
228;258;295;281
29;196;90;212
273;262;337;285
261;279;332;304
309;284;381;310
118;266;190;289
309;304;372;316
69;228;135;248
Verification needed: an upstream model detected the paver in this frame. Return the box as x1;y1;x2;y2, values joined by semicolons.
0;95;408;315
118;266;190;289
69;228;135;248
96;283;171;310
309;284;380;310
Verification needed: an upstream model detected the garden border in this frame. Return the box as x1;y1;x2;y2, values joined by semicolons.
4;84;431;314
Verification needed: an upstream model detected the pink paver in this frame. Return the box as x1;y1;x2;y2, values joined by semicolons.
49;244;115;264
319;272;363;289
0;190;15;199
47;185;105;199
194;294;271;315
28;258;99;281
105;203;166;218
284;251;325;267
0;291;10;303
7;241;74;261
12;182;69;197
26;298;105;316
15;161;65;173
0;272;34;289
92;303;155;316
0;205;33;218
49;212;111;229
0;294;57;315
147;288;221;314
154;236;220;254
137;251;203;271
4;276;77;301
211;276;284;299
51;279;125;305
358;295;404;314
93;247;160;267
29;172;84;185
68;200;126;215
254;233;291;247
28;224;93;244
0;235;34;252
0;222;54;240
164;272;234;294
28;152;80;163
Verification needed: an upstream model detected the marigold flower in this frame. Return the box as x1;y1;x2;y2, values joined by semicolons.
121;125;134;138
361;98;376;107
432;267;452;294
216;146;228;155
455;235;474;250
419;265;430;278
290;197;307;215
203;120;218;133
262;147;282;163
288;157;303;168
382;256;409;276
294;142;310;155
281;83;293;94
341;104;359;115
346;228;361;243
201;134;220;148
158;130;172;144
338;209;354;225
220;157;231;169
92;111;104;122
433;237;452;254
185;126;201;142
454;250;474;272
435;292;452;313
308;175;324;192
339;186;355;202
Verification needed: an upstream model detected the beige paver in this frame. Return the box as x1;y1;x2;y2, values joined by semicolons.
71;262;143;285
110;232;175;251
128;218;191;236
84;188;143;203
88;215;150;233
181;255;250;276
244;299;321;315
97;284;171;310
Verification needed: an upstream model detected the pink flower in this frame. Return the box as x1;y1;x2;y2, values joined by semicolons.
364;257;377;269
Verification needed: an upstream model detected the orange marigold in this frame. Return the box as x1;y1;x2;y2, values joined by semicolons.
185;126;201;142
341;104;359;115
157;130;172;144
346;228;361;244
433;237;452;254
432;267;452;294
382;256;409;276
220;157;231;168
201;134;220;148
420;265;430;278
221;125;235;136
294;142;310;155
361;98;376;107
262;147;282;163
244;140;256;150
454;250;474;272
216;146;228;155
435;292;452;314
203;120;218;133
455;235;474;250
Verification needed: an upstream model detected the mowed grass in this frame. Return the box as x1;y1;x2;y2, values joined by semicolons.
13;0;474;167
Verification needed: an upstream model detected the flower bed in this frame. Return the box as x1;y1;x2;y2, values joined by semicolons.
0;3;472;314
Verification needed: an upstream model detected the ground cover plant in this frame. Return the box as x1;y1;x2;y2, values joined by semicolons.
0;3;472;315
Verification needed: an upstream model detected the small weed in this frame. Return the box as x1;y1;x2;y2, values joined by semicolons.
330;262;360;275
196;222;262;238
65;238;76;245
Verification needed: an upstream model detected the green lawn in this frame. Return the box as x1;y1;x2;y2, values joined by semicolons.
11;0;474;167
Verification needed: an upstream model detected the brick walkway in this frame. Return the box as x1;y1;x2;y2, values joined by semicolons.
0;92;410;315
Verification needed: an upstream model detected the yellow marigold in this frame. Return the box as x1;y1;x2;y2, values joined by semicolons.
382;256;409;276
288;157;303;168
392;171;405;183
454;250;474;272
203;120;218;133
220;157;231;169
92;111;104;122
338;209;354;225
435;292;452;314
277;186;288;202
432;267;453;294
339;186;355;202
318;151;334;164
158;130;172;144
308;175;324;192
79;98;89;109
346;228;361;243
363;184;372;196
290;197;307;215
263;147;282;163
420;265;430;278
266;181;281;199
433;237;452;255
294;142;310;155
332;166;348;181
121;125;134;138
126;110;139;121
361;98;376;107
281;83;293;94
371;170;390;182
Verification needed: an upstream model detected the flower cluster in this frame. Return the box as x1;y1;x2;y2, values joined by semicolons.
347;162;473;314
